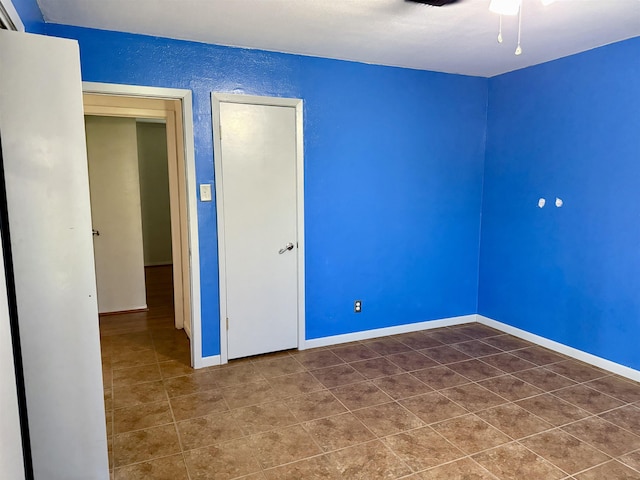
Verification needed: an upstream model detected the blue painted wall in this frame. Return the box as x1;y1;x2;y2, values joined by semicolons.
44;24;488;357
479;38;640;371
9;0;44;33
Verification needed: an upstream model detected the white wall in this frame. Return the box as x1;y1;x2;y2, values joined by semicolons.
0;239;25;480
86;116;147;313
136;121;172;266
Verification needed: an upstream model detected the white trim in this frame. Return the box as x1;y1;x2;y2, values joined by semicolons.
82;82;203;369
196;354;222;368
212;92;305;365
476;315;640;383
303;314;477;350
99;304;148;315
295;100;306;354
0;0;25;31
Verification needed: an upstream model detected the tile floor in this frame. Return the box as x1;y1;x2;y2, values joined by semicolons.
102;269;640;479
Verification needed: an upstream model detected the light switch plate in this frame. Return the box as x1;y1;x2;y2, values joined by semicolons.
200;184;212;202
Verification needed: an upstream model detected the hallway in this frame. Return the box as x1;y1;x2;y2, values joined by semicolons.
100;265;192;477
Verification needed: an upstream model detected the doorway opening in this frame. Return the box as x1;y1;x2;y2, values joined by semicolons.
82;87;202;368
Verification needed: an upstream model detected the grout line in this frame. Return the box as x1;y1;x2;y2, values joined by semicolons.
102;318;640;479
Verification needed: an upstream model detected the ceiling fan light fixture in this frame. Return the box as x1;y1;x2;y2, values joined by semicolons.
489;0;521;16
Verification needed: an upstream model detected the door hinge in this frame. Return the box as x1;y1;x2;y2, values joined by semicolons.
226;317;229;331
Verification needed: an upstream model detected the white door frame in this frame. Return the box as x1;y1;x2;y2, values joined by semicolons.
212;93;305;365
82;82;204;368
0;0;25;31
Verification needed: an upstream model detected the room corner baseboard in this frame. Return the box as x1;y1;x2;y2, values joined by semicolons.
193;354;221;369
301;314;476;350
476;315;640;383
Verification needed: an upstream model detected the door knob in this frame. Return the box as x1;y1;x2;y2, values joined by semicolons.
278;242;295;254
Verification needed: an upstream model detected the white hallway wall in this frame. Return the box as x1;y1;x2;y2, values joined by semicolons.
136;121;172;267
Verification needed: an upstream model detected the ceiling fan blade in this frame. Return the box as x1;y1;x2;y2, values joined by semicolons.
405;0;463;6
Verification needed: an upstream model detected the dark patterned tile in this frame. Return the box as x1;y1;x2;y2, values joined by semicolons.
479;375;544;401
451;340;503;358
263;455;340;480
349;357;404;379
394;331;443;350
473;442;566;480
482;335;532;352
364;338;412;356
428;329;473;345
250;425;321;469
440;383;507;412
600;405;640;434
575;460;640;480
284;390;346;422
330;344;380;363
373;373;432;400
562;416;640;456
328;440;412;479
521;429;611;474
513;367;577;392
384;426;464;471
184;438;261;480
512;347;567;366
421;345;472;364
517;393;590;427
294;350;344;370
312;364;366;388
330;381;392;410
477;403;553;439
304;412;375;451
420;458;499;479
545;360;609;383
554;384;626;414
178;411;244;450
386;351;438;371
352;402;424;437
480;353;537;374
587;376;640;404
447;359;505;381
432;414;511;454
400;391;468;424
412;365;471;390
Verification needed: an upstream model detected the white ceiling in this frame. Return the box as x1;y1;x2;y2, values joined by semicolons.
37;0;640;77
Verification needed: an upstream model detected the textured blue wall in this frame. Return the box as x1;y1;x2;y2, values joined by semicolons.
9;0;44;32
479;38;640;370
45;24;488;357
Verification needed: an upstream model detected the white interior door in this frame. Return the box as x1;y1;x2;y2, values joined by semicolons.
85;116;147;314
0;31;109;479
220;102;299;359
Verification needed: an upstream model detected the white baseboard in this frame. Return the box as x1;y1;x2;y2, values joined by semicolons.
476;315;640;383
193;354;221;369
98;304;148;315
301;314;477;350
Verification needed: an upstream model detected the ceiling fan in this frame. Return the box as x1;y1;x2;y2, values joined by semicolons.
406;0;563;55
406;0;559;8
405;0;462;5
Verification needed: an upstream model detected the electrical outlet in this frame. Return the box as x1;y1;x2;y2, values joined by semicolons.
354;300;362;313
